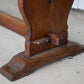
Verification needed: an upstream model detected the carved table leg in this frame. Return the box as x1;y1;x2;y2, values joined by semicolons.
0;41;84;81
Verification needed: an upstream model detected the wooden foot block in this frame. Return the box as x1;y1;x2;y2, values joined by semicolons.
0;41;84;81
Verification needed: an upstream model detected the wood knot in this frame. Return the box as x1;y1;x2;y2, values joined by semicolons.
48;0;52;4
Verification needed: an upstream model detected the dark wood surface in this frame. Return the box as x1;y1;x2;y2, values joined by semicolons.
0;0;84;81
0;41;84;81
19;0;73;41
0;12;27;36
18;0;74;56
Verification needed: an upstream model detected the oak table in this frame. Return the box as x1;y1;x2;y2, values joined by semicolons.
0;0;84;81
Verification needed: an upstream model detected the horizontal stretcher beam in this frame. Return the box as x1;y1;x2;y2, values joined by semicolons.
0;12;27;36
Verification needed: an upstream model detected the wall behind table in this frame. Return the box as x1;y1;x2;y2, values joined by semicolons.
72;0;84;10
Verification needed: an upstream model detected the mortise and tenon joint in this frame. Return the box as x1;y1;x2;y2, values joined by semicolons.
0;0;84;81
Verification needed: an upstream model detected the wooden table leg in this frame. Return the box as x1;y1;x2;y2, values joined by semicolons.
0;0;84;81
0;41;84;81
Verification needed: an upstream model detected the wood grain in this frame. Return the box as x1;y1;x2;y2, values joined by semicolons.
18;0;73;56
0;12;27;36
0;41;84;81
1;0;84;82
19;0;73;41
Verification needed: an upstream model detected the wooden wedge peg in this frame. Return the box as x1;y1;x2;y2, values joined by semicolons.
48;33;64;46
32;38;49;45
